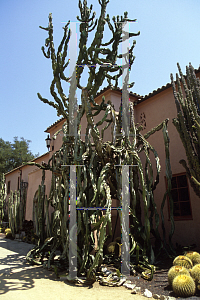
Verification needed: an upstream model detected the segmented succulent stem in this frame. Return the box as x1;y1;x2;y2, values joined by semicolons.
171;63;200;197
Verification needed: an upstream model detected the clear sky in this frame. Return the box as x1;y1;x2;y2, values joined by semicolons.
0;0;200;156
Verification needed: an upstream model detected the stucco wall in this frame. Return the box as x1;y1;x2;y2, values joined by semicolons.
5;85;200;248
5;151;52;222
134;87;200;248
25;152;51;221
47;118;66;152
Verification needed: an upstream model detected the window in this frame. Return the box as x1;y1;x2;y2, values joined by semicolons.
168;173;192;220
7;181;10;194
140;112;146;130
18;177;20;190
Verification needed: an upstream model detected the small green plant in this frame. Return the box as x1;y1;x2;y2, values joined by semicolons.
116;268;121;278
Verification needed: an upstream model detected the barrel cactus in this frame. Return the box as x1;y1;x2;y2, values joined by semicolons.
115;237;121;244
0;226;5;233
107;241;121;257
185;251;200;266
190;264;200;285
5;228;12;239
173;255;193;269
172;274;196;297
168;265;190;286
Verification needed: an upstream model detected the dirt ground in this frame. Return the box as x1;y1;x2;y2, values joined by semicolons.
0;234;151;300
1;234;200;300
0;268;146;300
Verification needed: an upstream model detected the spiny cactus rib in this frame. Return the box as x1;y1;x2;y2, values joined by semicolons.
171;63;200;197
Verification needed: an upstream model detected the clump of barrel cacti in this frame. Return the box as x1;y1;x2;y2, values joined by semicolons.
190;264;200;286
166;252;200;297
0;225;5;233
107;241;121;257
5;228;13;239
185;251;200;265
22;236;27;242
173;255;193;269
168;265;190;286
172;274;196;297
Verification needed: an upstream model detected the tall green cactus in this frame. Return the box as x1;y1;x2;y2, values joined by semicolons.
8;191;19;236
7;185;28;235
20;180;28;229
0;166;28;235
171;63;200;198
0;174;6;223
26;0;174;280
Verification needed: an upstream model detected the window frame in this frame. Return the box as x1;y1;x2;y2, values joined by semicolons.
166;172;192;221
7;181;11;194
17;177;20;190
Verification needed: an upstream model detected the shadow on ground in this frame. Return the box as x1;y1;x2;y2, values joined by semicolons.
0;235;95;297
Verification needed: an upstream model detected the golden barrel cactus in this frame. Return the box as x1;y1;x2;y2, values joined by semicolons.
185;251;200;265
107;241;121;257
190;264;200;286
5;228;12;239
168;265;190;286
173;255;193;269
172;274;196;297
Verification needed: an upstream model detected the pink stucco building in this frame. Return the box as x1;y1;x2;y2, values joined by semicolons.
5;68;200;248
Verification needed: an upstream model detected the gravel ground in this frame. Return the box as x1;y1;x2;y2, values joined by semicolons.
127;257;200;300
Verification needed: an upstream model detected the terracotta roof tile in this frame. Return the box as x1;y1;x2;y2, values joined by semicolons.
45;117;65;132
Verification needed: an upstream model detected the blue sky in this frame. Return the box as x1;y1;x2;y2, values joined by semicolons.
0;0;200;156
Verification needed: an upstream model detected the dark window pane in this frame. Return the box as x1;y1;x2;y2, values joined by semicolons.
179;188;189;202
180;202;191;216
174;203;181;216
171;177;177;189
177;175;187;188
7;181;10;194
168;173;191;219
171;189;178;203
